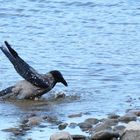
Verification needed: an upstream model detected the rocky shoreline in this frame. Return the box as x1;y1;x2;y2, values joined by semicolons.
1;93;140;140
2;108;140;140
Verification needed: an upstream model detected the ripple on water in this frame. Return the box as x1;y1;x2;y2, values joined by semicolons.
0;0;140;139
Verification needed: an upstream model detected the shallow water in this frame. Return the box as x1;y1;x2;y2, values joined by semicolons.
0;0;140;139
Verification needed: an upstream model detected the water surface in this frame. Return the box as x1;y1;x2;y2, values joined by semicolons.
0;0;140;139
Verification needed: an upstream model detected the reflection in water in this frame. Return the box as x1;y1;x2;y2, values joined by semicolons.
0;0;140;139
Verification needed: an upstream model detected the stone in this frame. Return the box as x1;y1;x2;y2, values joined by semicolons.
119;113;137;123
121;130;140;140
113;125;126;135
72;134;86;140
55;92;66;99
84;118;99;125
50;131;73;140
68;113;82;118
27;116;43;126
127;109;140;117
120;121;140;140
91;130;119;140
2;127;24;136
108;113;120;119
78;122;92;131
58;122;68;130
102;119;118;126
124;121;140;131
69;122;77;128
92;122;112;133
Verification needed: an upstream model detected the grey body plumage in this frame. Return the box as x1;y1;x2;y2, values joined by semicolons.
0;41;67;99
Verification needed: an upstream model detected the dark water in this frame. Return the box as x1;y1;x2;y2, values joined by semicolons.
0;0;140;139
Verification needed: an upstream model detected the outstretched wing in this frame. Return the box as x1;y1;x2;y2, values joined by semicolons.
0;41;49;88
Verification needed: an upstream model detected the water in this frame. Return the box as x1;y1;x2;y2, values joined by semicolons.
0;0;140;139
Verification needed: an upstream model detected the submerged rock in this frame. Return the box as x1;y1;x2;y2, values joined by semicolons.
68;113;82;118
2;127;24;136
55;92;66;99
50;131;73;140
27;116;43;126
69;122;77;128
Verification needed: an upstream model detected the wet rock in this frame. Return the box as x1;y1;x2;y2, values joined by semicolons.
108;113;120;119
72;134;86;140
113;125;126;135
69;122;77;128
78;122;92;131
42;115;48;120
91;130;119;140
91;119;118;133
2;127;24;136
124;121;140;131
120;121;140;140
102;118;118;126
50;131;73;140
58;122;68;130
121;130;140;140
47;116;61;125
127;109;140;117
119;113;137;123
27;116;43;126
68;113;82;118
84;118;99;125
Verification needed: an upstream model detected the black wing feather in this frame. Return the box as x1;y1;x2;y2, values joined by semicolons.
0;41;49;88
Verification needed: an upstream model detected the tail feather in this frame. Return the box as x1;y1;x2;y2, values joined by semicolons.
4;41;18;58
0;86;14;97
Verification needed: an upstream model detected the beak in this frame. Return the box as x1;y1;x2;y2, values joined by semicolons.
62;78;68;87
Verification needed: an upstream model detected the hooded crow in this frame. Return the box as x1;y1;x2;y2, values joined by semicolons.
0;41;67;99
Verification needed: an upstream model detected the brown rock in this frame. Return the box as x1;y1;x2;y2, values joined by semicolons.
84;118;99;125
78;122;92;131
113;125;126;135
119;113;137;123
91;130;119;140
121;130;140;140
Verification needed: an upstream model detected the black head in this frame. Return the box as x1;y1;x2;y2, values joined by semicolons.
50;70;68;87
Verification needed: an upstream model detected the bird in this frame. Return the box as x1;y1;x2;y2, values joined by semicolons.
0;41;68;99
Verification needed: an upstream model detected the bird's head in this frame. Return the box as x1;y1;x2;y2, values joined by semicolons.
50;70;68;87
